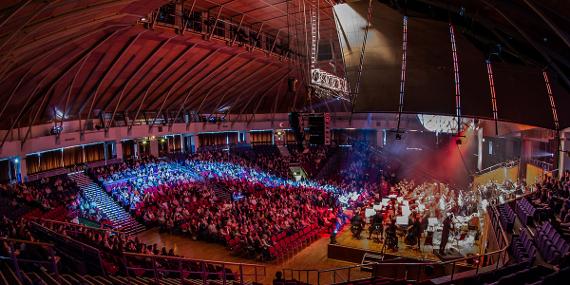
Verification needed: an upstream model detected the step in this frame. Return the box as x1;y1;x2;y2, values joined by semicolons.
69;173;145;233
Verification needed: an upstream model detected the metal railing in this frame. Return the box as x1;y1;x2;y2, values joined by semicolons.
36;218;126;237
0;237;60;283
475;159;520;176
283;263;375;285
283;205;511;284
122;252;266;285
29;221;108;276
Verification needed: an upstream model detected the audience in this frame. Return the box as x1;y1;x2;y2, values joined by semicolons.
0;174;80;211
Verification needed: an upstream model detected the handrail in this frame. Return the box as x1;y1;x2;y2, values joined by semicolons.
0;237;60;283
0;237;54;247
475;159;519;175
122;252;266;268
283;204;511;284
36;218;125;236
30;221;108;277
122;252;266;285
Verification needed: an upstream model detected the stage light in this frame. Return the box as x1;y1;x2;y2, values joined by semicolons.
395;134;402;140
13;158;19;164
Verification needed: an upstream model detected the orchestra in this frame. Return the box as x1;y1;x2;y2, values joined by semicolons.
348;180;492;256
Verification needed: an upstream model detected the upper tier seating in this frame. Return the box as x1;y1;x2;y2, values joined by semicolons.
535;222;569;263
510;228;537;263
516;198;536;226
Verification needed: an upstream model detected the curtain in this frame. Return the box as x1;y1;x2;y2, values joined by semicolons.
122;141;135;159
174;136;182;152
63;146;83;167
0;160;11;183
199;133;230;147
85;144;104;163
227;133;238;145
285;130;296;144
251;131;272;145
39;150;63;172
26;155;41;175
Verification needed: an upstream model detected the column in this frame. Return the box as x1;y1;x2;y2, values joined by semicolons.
104;142;108;165
179;135;185;153
191;135;200;152
18;156;26;182
520;137;534;181
116;141;123;160
477;127;483;171
377;130;384;147
560;132;569;178
133;143;139;158
175;1;183;32
150;140;159;157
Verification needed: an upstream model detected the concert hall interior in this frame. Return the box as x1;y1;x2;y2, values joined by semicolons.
0;1;569;285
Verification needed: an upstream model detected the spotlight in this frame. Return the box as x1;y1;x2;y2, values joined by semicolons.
13;158;19;164
395;134;402;140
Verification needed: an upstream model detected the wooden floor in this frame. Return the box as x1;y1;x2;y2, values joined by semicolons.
137;228;370;285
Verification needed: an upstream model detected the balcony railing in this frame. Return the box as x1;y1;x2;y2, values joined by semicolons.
122;252;267;285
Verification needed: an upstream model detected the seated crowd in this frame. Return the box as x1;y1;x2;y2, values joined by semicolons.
96;151;342;260
0;174;80;211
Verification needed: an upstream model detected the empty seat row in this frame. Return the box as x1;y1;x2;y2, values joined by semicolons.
535;222;570;264
516;198;536;226
483;266;553;285
511;229;536;263
497;204;516;232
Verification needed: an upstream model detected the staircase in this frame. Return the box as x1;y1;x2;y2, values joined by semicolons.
68;172;146;235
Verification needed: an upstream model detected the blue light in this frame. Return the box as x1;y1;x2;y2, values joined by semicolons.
13;158;19;164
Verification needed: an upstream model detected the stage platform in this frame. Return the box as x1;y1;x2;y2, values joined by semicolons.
329;224;483;263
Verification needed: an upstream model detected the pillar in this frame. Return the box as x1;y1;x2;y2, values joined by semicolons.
477;127;483;171
150;140;159;157
560;131;570;178
104;142;108;165
17;156;26;182
377;130;384;147
179;135;185;153
520;137;534;181
134;143;139;158
116;141;123;160
191;135;200;152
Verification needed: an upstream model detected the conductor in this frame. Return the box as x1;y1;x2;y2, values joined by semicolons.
439;214;453;255
350;211;365;238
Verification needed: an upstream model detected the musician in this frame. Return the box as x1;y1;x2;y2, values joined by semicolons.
439;213;453;255
385;218;398;250
350;211;365;239
405;214;423;250
368;211;384;240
